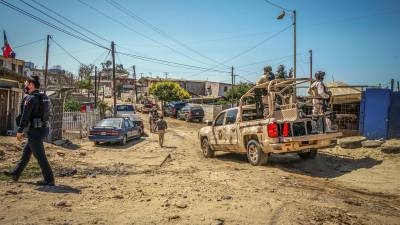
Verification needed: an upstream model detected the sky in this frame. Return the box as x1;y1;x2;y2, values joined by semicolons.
1;0;399;85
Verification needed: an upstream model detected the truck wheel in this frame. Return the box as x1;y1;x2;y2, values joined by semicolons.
201;138;214;158
298;149;317;159
247;140;268;166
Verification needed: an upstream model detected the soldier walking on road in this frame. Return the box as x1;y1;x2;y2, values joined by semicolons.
155;116;168;147
3;75;55;186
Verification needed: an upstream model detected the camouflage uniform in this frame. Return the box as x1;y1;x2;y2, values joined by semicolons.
308;71;333;133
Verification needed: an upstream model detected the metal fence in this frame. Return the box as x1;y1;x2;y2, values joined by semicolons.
62;111;101;140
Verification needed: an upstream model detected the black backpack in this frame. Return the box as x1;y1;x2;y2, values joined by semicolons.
33;92;50;122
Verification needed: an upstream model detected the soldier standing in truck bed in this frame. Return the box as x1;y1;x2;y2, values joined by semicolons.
308;71;334;133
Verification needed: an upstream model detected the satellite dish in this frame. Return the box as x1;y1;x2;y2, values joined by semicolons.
277;11;286;20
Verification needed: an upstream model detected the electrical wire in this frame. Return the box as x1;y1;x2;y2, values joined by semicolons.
237;54;293;68
77;0;214;66
30;0;110;43
50;37;83;65
19;0;107;48
262;0;290;12
13;38;45;49
186;24;293;78
106;0;229;68
0;0;109;50
117;51;230;73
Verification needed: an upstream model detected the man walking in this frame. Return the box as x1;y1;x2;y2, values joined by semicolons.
155;116;168;147
3;75;55;186
308;71;334;133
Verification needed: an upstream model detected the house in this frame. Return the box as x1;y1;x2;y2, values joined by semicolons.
205;81;233;97
0;55;24;75
0;65;25;135
139;76;233;97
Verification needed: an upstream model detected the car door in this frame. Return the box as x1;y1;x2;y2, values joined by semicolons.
124;119;133;138
224;109;239;151
210;111;226;150
129;120;140;137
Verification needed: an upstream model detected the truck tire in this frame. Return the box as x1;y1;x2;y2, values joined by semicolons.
298;149;317;159
201;137;214;158
247;140;268;166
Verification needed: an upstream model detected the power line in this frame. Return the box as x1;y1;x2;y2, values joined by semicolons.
262;0;290;12
19;0;107;48
117;51;230;73
0;0;109;50
186;24;293;78
236;54;293;68
13;38;45;49
77;0;213;66
106;0;229;68
50;36;83;65
30;0;110;43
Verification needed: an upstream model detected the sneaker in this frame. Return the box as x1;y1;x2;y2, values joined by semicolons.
36;180;55;186
3;171;19;182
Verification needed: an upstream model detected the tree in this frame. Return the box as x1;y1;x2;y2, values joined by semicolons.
225;83;253;104
97;100;110;118
79;64;94;80
149;82;190;113
64;99;80;112
276;65;287;79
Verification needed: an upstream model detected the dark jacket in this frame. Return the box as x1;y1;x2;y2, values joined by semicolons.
17;90;42;133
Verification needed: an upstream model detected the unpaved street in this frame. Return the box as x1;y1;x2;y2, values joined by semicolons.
1;117;400;225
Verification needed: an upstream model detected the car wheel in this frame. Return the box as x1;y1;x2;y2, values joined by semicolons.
247;140;268;166
298;149;317;159
201;137;214;158
120;135;127;146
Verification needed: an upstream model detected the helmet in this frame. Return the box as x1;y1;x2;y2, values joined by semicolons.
315;71;326;81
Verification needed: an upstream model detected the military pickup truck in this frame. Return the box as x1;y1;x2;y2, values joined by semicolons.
198;78;341;166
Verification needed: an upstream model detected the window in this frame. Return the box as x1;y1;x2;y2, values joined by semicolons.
0;59;3;67
12;63;16;71
18;65;23;74
124;120;131;128
224;86;228;92
226;109;238;124
128;120;135;127
214;112;226;126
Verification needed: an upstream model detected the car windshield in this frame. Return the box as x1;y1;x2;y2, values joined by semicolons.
95;119;121;128
116;105;134;111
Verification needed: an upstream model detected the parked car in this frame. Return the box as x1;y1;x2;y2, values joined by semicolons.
119;114;145;136
115;104;135;116
88;117;141;145
164;102;187;118
177;105;204;122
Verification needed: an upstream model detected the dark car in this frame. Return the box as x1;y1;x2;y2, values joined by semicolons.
164;102;187;118
88;118;141;145
177;105;204;122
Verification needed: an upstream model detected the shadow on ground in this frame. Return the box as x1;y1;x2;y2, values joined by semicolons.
93;138;145;150
213;152;382;178
35;184;81;194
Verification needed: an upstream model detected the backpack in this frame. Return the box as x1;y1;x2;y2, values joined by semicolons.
33;92;50;122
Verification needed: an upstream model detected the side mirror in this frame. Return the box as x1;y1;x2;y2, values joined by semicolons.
206;120;213;126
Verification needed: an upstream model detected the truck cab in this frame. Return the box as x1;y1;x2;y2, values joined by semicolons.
198;78;342;166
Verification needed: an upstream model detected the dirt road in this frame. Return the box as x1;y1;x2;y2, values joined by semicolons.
1;117;399;225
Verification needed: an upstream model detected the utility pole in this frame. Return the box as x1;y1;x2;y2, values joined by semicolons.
133;65;138;104
44;35;50;92
88;72;91;100
397;81;399;92
309;49;313;85
111;41;117;116
164;72;168;80
94;66;97;108
293;10;296;80
231;66;234;107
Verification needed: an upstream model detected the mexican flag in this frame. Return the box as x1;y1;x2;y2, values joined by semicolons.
2;30;14;58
